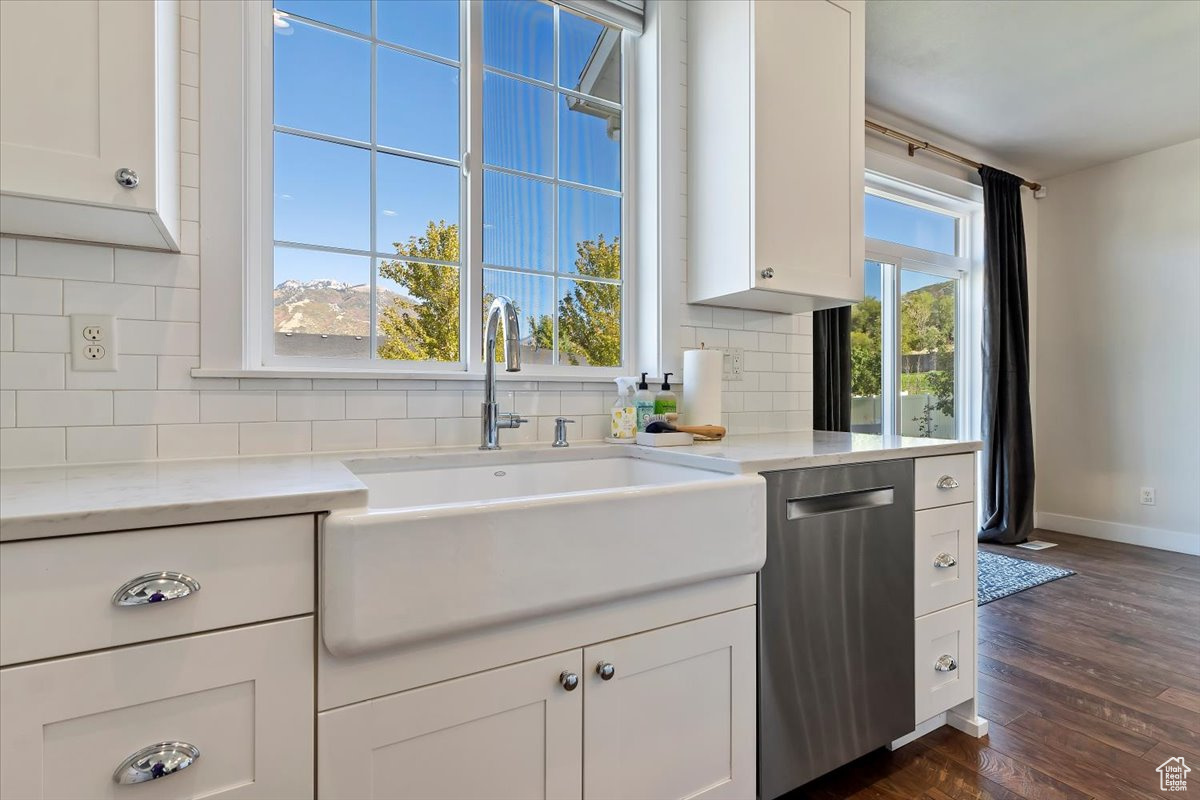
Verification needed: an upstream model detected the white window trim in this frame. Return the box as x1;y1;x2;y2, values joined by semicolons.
198;0;676;383
863;168;983;442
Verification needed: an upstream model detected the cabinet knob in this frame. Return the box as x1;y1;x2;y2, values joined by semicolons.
114;167;139;188
112;741;199;784
112;572;201;606
596;661;616;681
936;475;959;490
933;552;957;569
559;670;579;691
760;267;775;279
934;654;958;672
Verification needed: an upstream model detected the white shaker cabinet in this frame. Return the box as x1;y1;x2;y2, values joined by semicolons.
318;651;586;800
0;619;313;800
317;608;756;800
0;0;180;250
688;0;864;312
583;607;756;800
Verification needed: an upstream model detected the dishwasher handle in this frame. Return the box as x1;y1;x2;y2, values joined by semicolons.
786;487;895;520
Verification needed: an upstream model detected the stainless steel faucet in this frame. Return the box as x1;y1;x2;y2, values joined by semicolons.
481;295;527;450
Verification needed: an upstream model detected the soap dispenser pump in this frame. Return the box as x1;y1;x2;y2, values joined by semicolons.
633;372;655;432
654;373;677;415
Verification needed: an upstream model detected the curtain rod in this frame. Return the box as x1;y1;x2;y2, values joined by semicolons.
865;120;1043;193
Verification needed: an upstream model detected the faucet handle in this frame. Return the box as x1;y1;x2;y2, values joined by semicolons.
499;411;528;428
553;417;576;447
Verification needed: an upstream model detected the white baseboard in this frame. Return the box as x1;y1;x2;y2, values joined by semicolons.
887;713;946;751
1036;512;1200;556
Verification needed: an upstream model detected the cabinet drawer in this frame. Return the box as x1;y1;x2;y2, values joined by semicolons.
0;618;313;800
0;516;314;665
914;600;975;723
914;503;976;617
914;454;975;510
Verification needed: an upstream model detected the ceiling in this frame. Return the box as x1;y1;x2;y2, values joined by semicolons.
865;0;1200;179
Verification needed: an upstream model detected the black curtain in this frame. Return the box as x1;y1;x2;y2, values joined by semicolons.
813;306;851;432
978;166;1036;544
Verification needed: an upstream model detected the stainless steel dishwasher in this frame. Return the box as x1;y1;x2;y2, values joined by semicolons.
758;459;914;799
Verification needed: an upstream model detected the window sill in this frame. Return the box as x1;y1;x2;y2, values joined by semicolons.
190;367;625;384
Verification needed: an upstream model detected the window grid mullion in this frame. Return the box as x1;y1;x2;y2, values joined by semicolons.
551;4;561;366
368;0;379;360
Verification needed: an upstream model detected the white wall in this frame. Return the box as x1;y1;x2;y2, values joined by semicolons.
1035;138;1200;554
0;2;813;468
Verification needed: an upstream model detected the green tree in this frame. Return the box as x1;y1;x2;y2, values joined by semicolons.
377;221;621;367
849;296;881;396
377;220;460;361
549;235;622;367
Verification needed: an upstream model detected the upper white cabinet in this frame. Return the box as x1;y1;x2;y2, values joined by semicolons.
688;0;864;312
0;0;180;250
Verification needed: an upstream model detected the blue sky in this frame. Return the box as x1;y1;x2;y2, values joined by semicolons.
865;194;957;255
271;0;620;320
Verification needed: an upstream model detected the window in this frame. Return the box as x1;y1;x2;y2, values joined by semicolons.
852;185;972;440
268;0;626;373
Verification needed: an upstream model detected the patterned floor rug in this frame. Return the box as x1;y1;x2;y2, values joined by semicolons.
977;550;1076;605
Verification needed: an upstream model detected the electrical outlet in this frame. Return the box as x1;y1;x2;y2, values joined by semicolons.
719;347;745;380
70;314;118;372
1140;487;1156;506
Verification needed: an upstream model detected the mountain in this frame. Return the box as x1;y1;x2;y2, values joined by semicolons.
273;279;415;336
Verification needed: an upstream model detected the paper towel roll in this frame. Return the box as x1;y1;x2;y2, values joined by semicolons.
682;348;723;426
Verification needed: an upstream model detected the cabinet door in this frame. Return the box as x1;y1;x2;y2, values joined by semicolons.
319;650;584;800
0;1;160;210
0;618;313;800
752;0;864;303
583;607;756;800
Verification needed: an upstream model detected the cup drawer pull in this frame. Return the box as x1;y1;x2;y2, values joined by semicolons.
111;572;201;606
934;654;958;672
113;741;199;784
936;475;960;490
933;552;957;569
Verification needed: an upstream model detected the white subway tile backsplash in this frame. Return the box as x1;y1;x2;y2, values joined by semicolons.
200;391;275;423
16;239;114;281
1;276;61;315
181;50;199;87
66;355;157;390
743;311;776;332
346;391;406;419
64;281;154;319
0;314;10;351
0;238;14;275
744;392;772;412
0;352;64;390
155;287;200;322
0;390;14;427
743;350;773;372
158;423;239;459
772;392;801;411
157;356;238;390
512;391;560;417
114;251;199;288
409;390;464;418
313;419;376;452
377;418;437;449
238;378;312;390
114;391;199;425
67;425;157;463
239;421;310;455
772;353;801;372
118;320;199;355
12;314;69;352
1;427;65;466
560;391;605;416
277;391;345;421
181;15;199;51
434;417;477;447
758;332;786;352
180;185;199;220
17;390;112;427
758;372;786;392
315;379;378;390
729;330;758;350
711;307;744;329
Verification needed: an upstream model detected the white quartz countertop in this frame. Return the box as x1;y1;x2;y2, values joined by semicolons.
0;431;979;541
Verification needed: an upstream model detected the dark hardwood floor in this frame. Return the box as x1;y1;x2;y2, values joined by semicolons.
790;529;1200;800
